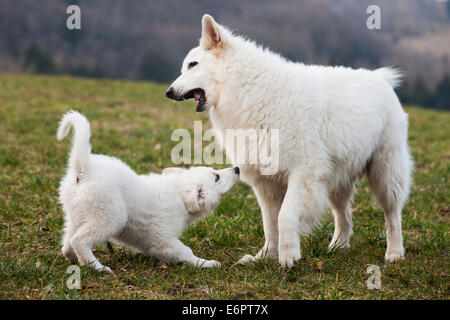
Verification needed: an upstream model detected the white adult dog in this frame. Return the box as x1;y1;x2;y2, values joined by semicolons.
166;15;413;268
57;111;239;273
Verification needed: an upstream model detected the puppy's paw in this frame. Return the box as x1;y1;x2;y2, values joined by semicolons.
278;246;301;269
199;259;221;268
103;266;113;274
238;254;256;265
97;265;113;274
62;247;77;263
385;252;404;263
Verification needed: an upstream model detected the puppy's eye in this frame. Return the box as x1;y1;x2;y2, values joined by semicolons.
188;61;198;69
214;173;220;182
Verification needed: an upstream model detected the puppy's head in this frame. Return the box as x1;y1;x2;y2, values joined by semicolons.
163;166;240;218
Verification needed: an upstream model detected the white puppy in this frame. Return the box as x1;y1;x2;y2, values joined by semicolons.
57;111;239;273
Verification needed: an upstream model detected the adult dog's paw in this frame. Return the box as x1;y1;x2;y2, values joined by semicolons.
278;247;301;269
385;252;404;263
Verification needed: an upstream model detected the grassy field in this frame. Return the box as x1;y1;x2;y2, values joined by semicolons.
0;73;448;300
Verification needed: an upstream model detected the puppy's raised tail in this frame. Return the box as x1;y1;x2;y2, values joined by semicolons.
374;67;403;89
57;110;91;176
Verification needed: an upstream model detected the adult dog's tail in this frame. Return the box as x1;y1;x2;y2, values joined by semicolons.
57;110;91;176
374;67;403;89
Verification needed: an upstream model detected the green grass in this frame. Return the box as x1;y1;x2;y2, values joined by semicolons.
0;73;448;300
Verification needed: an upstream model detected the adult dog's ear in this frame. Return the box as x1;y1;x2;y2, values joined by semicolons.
162;167;184;175
182;185;205;214
201;14;222;50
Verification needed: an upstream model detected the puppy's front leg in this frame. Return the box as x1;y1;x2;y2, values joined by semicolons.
157;239;221;268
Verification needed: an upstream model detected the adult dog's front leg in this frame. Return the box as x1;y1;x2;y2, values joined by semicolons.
239;184;284;264
278;175;328;268
155;239;221;268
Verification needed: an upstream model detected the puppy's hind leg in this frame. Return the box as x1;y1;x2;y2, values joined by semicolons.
61;217;77;263
70;206;127;274
70;198;127;273
70;223;114;273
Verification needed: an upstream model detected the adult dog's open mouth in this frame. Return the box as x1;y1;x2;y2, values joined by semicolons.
183;88;207;113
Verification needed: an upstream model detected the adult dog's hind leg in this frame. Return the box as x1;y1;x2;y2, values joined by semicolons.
368;142;412;263
238;184;285;264
328;183;354;251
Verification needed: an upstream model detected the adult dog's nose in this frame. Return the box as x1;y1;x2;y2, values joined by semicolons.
166;87;176;100
234;167;240;175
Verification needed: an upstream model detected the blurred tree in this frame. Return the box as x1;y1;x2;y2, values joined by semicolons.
396;80;410;105
62;28;84;47
71;64;105;78
434;74;450;110
410;76;433;108
447;1;450;19
138;52;174;83
24;44;55;74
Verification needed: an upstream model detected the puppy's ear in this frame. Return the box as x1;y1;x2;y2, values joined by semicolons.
182;185;205;214
162;167;184;175
201;14;222;50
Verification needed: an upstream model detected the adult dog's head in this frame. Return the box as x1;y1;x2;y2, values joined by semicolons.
166;14;230;113
163;166;240;219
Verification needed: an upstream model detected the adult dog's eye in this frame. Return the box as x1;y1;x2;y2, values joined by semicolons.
214;173;220;182
188;61;198;69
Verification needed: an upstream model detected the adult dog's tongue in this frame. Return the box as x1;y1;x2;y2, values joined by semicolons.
194;90;202;101
193;89;206;112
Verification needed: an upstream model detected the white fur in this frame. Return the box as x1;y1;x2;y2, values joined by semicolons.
169;15;413;268
57;111;239;273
